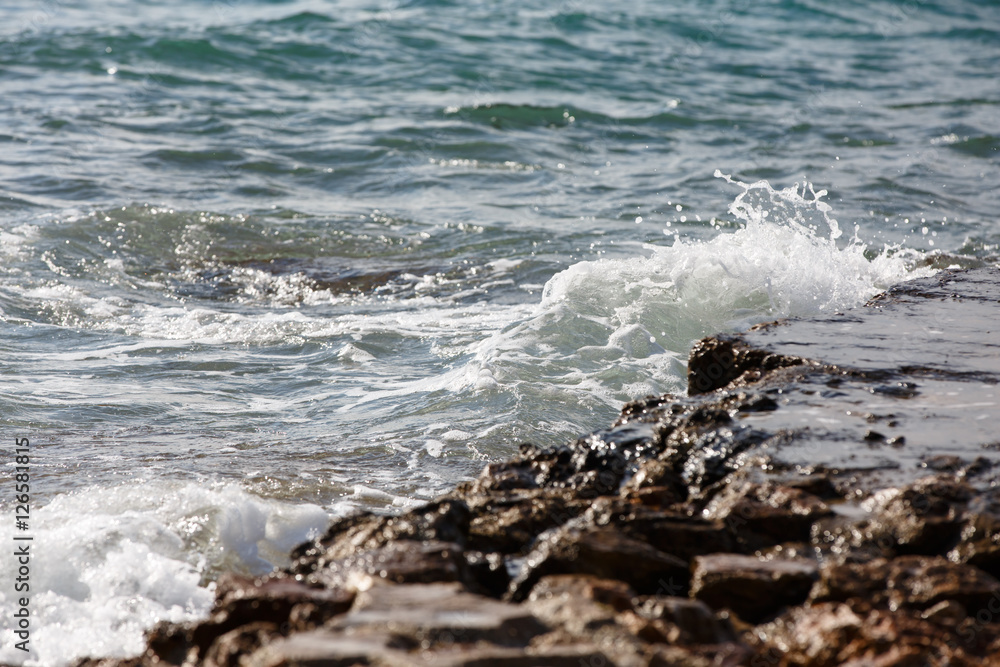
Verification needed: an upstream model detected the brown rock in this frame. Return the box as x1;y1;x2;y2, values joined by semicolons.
950;487;1000;579
506;524;689;602
137;575;354;665
245;631;400;667
290;499;471;570
213;572;355;631
394;644;612;667
619;457;688;505
305;539;466;590
755;601;1000;666
812;555;1000;616
462;489;591;554
634;595;737;645
864;475;972;556
690;553;818;622
524;575;634;637
585;497;735;561
704;482;834;548
687;335;803;395
331;582;547;647
202;622;280;667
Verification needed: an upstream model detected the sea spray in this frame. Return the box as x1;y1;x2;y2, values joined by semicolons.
463;175;926;402
0;482;328;667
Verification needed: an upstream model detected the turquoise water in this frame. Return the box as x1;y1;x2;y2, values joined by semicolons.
1;0;998;663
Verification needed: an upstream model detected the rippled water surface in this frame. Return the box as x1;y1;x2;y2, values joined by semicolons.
1;0;998;663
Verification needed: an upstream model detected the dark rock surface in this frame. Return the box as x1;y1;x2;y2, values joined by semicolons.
77;268;1000;667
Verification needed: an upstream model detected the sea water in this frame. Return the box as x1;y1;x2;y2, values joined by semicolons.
0;0;998;663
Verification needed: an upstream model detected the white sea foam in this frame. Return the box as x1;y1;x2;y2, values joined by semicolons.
460;174;928;401
0;482;329;667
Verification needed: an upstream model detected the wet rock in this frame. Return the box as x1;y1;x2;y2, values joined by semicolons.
634;595;737;645
811;555;1000;615
289;499;471;570
704;482;834;549
201;622;280;667
331;582;547;647
138;575;354;665
687;334;806;395
755;601;1000;666
862;475;972;556
459;488;591;555
525;575;636;644
398;645;612;667
212;573;354;632
661;422;773;493
507;524;689;602
245;630;399;667
690;553;819;622
302;539;490;593
584;497;734;561
618;457;688;507
461;423;660;500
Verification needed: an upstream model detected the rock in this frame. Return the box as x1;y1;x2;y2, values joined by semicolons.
686;334;805;395
201;622;281;667
289;499;471;569
755;602;1000;666
459;488;591;555
304;539;466;590
245;631;398;667
524;575;634;636
618;457;688;507
213;573;355;632
690;553;818;622
634;595;737;645
139;576;354;665
862;475;972;556
811;555;1000;615
584;497;735;561
949;487;1000;579
506;524;689;602
393;644;612;667
703;481;834;548
331;582;547;647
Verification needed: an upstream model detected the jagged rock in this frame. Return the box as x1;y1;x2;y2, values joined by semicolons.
506;524;689;602
524;575;634;637
584;496;735;561
754;601;1000;666
246;628;611;665
201;622;280;667
691;553;818;622
634;595;737;645
298;539;506;596
618;457;688;507
459;488;592;555
213;573;355;632
703;481;834;548
862;475;972;556
331;582;547;647
245;631;399;667
687;334;805;395
811;555;1000;615
135;576;355;665
951;487;1000;579
289;499;471;569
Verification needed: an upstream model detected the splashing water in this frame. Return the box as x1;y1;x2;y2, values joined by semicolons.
462;174;927;406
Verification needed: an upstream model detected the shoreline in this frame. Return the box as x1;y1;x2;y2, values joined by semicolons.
80;267;1000;666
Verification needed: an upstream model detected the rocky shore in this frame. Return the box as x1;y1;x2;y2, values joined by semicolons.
80;267;1000;666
